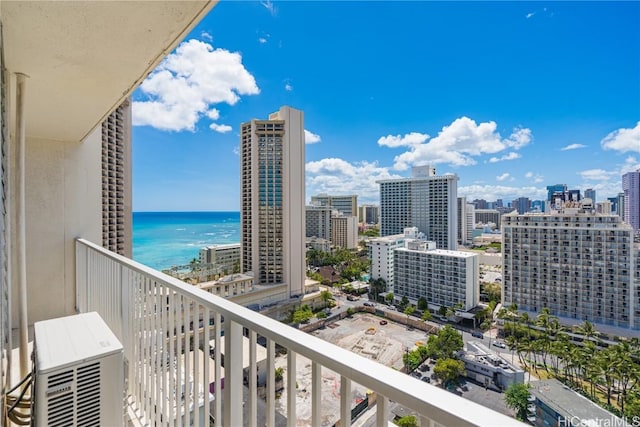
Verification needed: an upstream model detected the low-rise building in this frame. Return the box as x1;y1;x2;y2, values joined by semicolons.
462;342;524;391
199;243;241;274
529;379;629;427
198;273;254;298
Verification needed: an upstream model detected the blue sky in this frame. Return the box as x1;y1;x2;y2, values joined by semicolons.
132;1;640;212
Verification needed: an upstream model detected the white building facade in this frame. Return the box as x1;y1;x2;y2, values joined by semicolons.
378;165;458;250
394;240;479;311
305;205;333;240
310;194;357;216
199;243;241;273
369;227;419;290
240;106;305;297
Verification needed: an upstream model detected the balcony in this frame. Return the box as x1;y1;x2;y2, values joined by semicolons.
76;239;521;426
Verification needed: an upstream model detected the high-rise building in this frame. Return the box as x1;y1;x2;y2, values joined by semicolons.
475;209;501;229
607;196;618;215
378;165;458;250
457;197;467;246
240;106;305;297
622;168;640;233
546;184;567;202
306;205;333;240
512;197;531;215
330;214;358;249
502;204;638;331
596;201;612;215
585;188;596;203
618;192;626;221
101;100;132;257
310;194;357;216
472;199;488;210
358;204;380;225
394;239;479;311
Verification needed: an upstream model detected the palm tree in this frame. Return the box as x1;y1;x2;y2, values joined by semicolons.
575;320;600;343
320;289;333;309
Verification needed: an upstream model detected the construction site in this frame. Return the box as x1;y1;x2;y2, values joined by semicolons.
273;312;432;426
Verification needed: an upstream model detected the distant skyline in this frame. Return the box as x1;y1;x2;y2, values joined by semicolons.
132;1;640;212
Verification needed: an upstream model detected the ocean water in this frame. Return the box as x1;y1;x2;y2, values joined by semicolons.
133;211;240;271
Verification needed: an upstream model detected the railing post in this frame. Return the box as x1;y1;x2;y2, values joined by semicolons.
376;395;388;427
249;330;257;427
266;339;275;427
287;349;296;427
223;319;243;427
340;376;351;427
311;362;321;427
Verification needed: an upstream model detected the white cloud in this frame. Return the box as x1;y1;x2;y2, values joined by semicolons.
496;173;511;182
385;117;532;170
488;152;520;163
525;172;544;183
561;143;587;151
133;39;259;132
261;0;276;15
258;37;268;44
285;83;293;91
209;123;232;133
306;158;402;203
205;109;220;120
200;31;213;42
377;132;429;148
233;146;240;156
304;130;321;144
600;122;640;153
578;169;615;181
526;12;535;19
459;184;546;202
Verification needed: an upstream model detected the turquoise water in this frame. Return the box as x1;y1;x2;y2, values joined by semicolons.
133;211;240;271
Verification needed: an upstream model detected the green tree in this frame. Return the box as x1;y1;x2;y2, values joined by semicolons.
396;415;418;427
320;289;333;309
385;293;395;304
404;306;415;324
433;358;465;387
292;305;313;324
421;310;432;321
274;367;284;382
417;297;428;311
427;325;463;360
504;383;531;421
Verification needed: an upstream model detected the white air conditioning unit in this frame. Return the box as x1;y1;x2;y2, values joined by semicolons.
33;312;124;427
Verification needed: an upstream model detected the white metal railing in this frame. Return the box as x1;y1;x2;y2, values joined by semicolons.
76;238;523;427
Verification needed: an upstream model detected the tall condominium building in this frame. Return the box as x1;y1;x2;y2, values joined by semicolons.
306;205;333;240
457;197;475;246
101;100;132;257
618;192;626;221
622;168;640;233
369;227;418;290
378;165;458;250
472;199;489;210
512;197;531;215
240;106;305;297
475;209;501;229
394;240;479;311
546;184;567;202
596;201;612;215
330;214;359;249
358;204;380;225
310;194;358;216
585;188;596;203
502;205;638;331
199;243;241;273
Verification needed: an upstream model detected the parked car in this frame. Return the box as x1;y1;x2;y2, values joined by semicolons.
493;341;506;349
421;376;431;383
363;302;374;307
347;295;358;301
379;320;388;325
471;331;484;339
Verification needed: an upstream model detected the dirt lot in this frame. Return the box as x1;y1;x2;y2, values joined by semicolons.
273;312;430;426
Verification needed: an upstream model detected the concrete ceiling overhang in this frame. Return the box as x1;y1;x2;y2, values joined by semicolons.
1;0;216;142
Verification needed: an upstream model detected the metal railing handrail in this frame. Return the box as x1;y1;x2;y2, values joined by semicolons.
76;238;523;427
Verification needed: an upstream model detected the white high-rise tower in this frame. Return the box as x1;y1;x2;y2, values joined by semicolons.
240;106;305;297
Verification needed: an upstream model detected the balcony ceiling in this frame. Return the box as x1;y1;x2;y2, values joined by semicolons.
2;0;215;142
